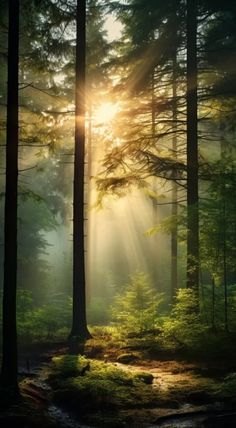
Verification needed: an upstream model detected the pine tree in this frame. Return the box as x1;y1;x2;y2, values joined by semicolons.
186;0;199;290
1;0;20;395
70;0;91;341
97;0;187;298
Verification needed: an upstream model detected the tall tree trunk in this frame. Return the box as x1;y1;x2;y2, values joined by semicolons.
70;0;91;340
151;70;157;226
171;46;178;301
0;0;19;394
211;275;215;331
151;71;159;288
86;102;92;304
186;0;199;290
222;185;228;332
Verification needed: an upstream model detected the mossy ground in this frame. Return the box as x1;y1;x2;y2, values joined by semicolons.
46;349;236;427
1;327;236;427
48;354;163;426
44;327;236;426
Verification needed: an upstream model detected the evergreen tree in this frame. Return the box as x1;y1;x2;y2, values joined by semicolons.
1;0;19;395
186;0;199;290
70;0;91;340
97;0;187;298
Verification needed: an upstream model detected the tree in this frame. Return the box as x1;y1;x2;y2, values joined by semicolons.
70;0;91;340
112;272;162;335
170;4;179;300
96;0;187;299
1;0;19;394
186;0;199;290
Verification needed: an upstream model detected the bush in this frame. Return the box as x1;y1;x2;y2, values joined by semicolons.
15;291;72;342
111;272;163;336
161;288;209;350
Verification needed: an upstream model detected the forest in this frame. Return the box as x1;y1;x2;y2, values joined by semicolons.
1;0;236;427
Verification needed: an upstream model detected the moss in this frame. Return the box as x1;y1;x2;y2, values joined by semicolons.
48;355;161;422
117;353;139;364
49;355;89;379
134;372;154;384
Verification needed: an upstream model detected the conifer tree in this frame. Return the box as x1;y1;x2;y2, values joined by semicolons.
186;0;199;290
1;0;20;394
70;0;91;340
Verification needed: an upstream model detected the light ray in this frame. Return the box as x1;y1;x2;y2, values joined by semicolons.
94;102;119;125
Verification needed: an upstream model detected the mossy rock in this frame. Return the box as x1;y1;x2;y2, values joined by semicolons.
117;354;139;364
134;372;154;385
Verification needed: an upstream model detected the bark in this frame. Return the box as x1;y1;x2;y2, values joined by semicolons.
186;0;199;290
222;187;228;332
151;70;157;227
70;0;91;340
86;102;92;304
171;42;178;301
151;71;159;287
1;0;19;393
211;276;215;330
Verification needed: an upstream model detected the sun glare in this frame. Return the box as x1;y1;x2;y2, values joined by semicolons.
94;102;119;125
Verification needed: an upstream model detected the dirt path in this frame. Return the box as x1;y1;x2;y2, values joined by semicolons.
114;359;236;427
116;359;203;392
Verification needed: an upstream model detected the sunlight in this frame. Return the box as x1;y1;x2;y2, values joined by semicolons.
93;102;119;125
104;13;123;42
86;188;164;294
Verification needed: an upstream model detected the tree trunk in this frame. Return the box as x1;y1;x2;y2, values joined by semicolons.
151;71;157;227
151;71;159;288
171;42;178;301
222;185;228;332
86;102;92;304
1;0;19;394
211;275;215;331
70;0;91;341
186;0;199;290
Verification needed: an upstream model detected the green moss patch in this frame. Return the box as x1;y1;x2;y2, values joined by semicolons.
117;353;139;364
48;355;161;426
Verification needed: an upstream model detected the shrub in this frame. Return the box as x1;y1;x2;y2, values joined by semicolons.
111;272;163;335
161;288;209;350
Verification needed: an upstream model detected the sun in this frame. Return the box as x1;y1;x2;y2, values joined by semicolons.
94;102;119;125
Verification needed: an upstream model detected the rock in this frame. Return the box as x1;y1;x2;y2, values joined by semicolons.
135;372;154;384
117;354;139;364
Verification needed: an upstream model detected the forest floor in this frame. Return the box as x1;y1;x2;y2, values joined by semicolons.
1;334;236;427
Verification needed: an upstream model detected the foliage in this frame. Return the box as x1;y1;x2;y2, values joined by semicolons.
15;291;72;342
87;297;111;325
200;159;236;279
87;325;125;355
217;373;236;403
111;272;163;335
160;288;209;350
200;283;236;331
